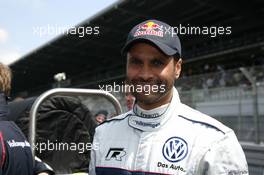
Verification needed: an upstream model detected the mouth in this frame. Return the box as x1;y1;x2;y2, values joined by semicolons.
132;80;162;86
127;79;166;95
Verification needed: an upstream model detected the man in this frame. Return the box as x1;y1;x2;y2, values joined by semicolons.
89;20;248;174
0;63;54;175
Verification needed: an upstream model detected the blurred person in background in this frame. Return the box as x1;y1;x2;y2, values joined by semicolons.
124;82;135;111
0;63;54;175
94;110;108;124
125;91;135;111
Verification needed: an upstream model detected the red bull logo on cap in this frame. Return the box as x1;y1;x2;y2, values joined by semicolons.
134;21;164;37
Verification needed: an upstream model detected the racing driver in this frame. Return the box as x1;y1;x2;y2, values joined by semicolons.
89;19;248;175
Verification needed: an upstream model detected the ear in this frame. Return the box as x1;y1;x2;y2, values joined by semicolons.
174;58;182;79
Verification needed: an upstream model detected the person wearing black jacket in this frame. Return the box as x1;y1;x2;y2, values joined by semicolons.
0;63;54;175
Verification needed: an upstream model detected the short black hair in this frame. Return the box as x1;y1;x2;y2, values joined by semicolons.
95;110;108;117
173;53;181;60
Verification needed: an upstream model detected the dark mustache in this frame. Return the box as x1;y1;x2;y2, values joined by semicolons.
131;79;163;85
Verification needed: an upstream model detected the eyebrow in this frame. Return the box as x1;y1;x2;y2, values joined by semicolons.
152;56;170;62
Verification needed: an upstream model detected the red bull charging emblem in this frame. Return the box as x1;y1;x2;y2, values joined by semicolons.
134;21;164;37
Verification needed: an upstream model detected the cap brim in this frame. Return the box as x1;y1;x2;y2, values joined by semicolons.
121;38;178;56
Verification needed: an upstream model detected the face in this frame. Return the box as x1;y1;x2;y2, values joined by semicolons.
95;114;106;124
126;42;182;109
125;93;135;110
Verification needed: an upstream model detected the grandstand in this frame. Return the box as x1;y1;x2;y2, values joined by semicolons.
8;0;264;174
10;0;264;97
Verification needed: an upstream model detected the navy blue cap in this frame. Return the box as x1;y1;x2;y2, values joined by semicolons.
122;19;181;57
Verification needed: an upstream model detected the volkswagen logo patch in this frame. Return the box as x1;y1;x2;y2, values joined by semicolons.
162;137;188;162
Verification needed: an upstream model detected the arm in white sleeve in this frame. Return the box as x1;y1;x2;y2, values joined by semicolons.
197;131;248;175
89;128;100;175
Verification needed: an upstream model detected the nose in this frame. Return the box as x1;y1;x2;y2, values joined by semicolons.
138;64;153;81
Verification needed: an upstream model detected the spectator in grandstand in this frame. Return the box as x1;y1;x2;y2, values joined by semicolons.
94;110;108;124
216;64;227;87
0;63;54;175
232;71;243;86
89;19;248;175
204;64;210;73
205;74;215;88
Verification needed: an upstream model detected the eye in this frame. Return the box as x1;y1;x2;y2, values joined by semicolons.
129;58;142;65
152;59;164;66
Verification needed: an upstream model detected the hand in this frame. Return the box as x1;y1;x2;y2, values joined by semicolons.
37;173;49;175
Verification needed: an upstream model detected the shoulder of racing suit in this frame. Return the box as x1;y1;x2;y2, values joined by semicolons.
177;103;232;135
97;104;232;135
94;111;132;139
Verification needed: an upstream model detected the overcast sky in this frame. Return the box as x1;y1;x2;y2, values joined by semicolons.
0;0;117;65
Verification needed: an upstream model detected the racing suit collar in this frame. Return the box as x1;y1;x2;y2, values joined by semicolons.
128;87;181;131
134;103;169;118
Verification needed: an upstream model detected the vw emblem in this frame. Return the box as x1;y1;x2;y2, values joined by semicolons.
162;137;188;162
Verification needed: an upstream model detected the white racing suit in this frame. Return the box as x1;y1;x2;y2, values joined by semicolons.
89;87;248;175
